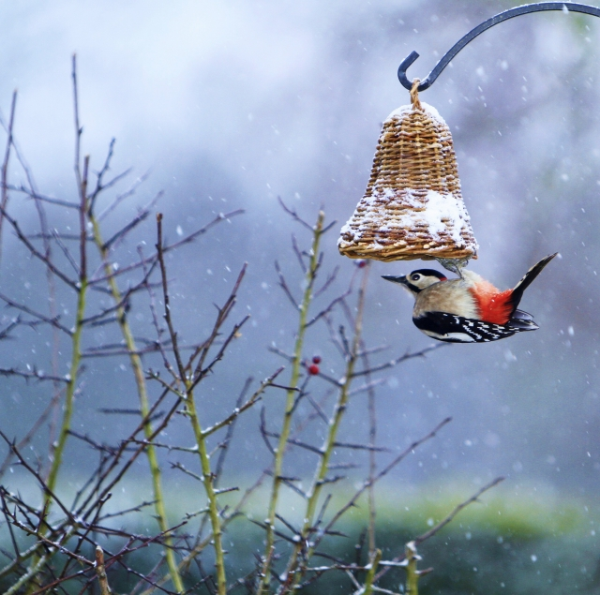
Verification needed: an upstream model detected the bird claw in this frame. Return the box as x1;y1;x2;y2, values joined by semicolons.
435;257;470;277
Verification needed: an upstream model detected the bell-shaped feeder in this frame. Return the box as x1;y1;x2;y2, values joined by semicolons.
338;83;478;267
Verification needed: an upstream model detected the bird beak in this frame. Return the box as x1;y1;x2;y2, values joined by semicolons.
381;275;407;286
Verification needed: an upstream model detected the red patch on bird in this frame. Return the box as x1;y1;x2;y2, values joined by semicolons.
469;282;513;324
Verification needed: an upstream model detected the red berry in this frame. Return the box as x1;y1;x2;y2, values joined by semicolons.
356;260;368;268
312;355;322;364
308;364;320;375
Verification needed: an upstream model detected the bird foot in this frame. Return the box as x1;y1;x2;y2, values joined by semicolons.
435;257;470;277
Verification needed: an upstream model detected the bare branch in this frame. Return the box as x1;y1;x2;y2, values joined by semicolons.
0;90;17;261
415;476;505;545
0;291;72;335
0;207;77;288
201;367;284;439
274;260;300;311
278;196;313;232
320;417;452;544
351;344;447;378
102;193;162;251
374;476;505;584
97;170;150;221
291;234;306;273
313;265;339;298
94;546;112;595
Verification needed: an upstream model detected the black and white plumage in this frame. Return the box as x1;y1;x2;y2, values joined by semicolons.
382;253;557;343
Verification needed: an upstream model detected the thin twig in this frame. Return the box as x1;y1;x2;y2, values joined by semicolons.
374;476;505;583
0;89;17;263
415;476;505;545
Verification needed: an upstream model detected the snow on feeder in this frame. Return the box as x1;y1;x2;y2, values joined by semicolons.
338;82;478;267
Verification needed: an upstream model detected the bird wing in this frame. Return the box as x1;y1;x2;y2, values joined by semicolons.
413;311;522;343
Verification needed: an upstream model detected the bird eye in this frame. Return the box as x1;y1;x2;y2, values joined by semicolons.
410;273;421;281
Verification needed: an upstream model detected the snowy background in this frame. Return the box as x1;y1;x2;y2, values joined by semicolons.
1;0;600;506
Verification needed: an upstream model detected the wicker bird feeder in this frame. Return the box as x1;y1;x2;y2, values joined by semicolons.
338;82;478;264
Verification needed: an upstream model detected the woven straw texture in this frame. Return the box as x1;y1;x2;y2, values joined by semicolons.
338;94;478;262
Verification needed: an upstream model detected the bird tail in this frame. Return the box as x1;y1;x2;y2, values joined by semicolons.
509;308;539;331
509;253;558;311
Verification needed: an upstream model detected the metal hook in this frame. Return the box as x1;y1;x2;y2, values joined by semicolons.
399;2;600;92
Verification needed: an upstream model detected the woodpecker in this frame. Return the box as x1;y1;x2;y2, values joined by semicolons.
382;253;557;343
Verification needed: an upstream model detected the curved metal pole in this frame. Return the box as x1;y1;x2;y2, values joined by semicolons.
399;2;600;91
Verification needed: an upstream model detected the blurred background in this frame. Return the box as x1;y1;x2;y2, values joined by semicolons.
0;0;599;586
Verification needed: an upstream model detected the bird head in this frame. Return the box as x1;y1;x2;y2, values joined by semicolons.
382;269;448;298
